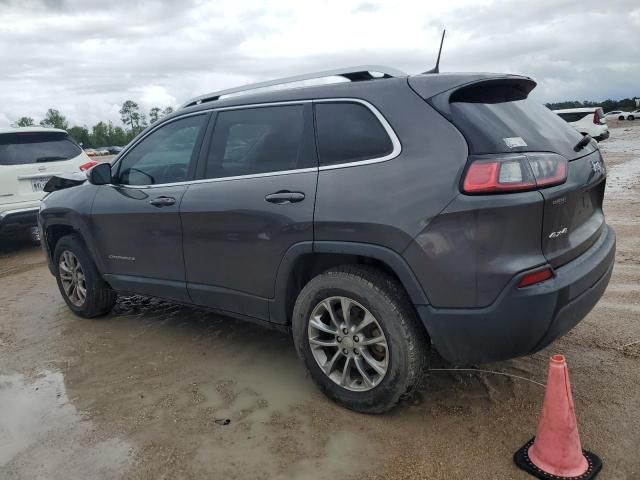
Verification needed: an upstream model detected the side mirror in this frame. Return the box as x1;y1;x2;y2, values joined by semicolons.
87;162;113;185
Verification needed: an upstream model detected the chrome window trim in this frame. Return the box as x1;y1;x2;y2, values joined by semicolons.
111;98;401;190
108;167;319;190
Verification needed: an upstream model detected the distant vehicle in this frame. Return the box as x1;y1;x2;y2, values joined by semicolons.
95;148;110;156
107;146;124;155
553;107;610;141
0;127;93;239
604;111;631;121
39;66;615;413
627;110;638;121
84;148;98;156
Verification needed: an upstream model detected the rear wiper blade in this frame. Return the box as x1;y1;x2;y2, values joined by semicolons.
573;135;592;152
36;156;68;162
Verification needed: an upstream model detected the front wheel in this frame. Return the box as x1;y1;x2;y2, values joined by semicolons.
292;266;428;413
628;115;635;121
54;234;117;317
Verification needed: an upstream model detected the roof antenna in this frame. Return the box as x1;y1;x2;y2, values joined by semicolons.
423;29;446;74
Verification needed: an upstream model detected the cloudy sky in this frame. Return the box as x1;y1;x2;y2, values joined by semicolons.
1;0;639;128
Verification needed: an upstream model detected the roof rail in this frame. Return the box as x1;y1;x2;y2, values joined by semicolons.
180;65;407;108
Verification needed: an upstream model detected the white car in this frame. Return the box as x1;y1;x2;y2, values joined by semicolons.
553;107;610;141
604;110;631;121
0;127;93;239
627;110;639;121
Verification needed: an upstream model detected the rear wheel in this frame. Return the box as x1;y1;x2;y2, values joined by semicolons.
292;265;428;413
628;115;635;121
618;115;625;121
54;234;116;317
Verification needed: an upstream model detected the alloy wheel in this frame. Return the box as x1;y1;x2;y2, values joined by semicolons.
59;250;87;307
308;296;389;392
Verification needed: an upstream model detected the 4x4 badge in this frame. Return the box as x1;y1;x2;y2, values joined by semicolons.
548;227;568;239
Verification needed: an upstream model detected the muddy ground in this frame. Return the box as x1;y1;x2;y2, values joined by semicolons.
1;126;639;479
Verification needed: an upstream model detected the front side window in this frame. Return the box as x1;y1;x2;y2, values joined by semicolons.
116;114;206;185
314;102;394;167
205;105;305;179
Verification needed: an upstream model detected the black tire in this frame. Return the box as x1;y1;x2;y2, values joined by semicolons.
53;234;116;318
618;115;625;121
292;265;429;414
628;115;635;121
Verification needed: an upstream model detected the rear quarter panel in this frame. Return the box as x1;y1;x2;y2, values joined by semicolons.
314;81;469;256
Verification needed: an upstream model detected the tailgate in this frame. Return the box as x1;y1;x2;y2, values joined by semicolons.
540;150;606;267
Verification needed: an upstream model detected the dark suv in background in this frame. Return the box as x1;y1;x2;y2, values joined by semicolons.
39;66;615;413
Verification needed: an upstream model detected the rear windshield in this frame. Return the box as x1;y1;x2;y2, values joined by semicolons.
446;85;595;160
0;131;82;166
556;112;591;123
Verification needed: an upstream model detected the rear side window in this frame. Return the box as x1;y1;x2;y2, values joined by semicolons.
205;105;305;179
442;83;595;160
314;102;393;166
0;131;82;165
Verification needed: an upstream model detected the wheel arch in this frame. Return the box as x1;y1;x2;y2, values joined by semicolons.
270;241;430;325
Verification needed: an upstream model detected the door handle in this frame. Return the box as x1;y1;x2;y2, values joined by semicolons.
265;191;305;204
149;196;176;207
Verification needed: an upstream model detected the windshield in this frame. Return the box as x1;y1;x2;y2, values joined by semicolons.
0;131;82;166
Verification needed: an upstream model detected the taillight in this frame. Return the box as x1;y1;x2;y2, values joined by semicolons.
518;267;554;288
79;160;99;171
462;154;567;194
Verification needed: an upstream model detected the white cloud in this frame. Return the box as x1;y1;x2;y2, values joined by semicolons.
0;0;638;127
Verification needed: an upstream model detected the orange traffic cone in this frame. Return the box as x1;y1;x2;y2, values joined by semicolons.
514;354;602;479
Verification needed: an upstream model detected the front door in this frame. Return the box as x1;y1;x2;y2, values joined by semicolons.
181;104;317;320
90;113;209;302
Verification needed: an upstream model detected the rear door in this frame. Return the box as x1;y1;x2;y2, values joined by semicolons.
0;131;85;206
180;103;317;320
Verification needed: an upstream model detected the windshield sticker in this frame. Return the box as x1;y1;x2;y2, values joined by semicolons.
504;137;528;148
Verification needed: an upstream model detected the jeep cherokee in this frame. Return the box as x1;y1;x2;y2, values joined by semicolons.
38;66;615;413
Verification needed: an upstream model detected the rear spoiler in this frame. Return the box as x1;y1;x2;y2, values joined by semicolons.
409;72;534;96
409;74;537;120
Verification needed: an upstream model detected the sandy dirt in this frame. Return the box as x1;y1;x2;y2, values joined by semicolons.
1;126;639;479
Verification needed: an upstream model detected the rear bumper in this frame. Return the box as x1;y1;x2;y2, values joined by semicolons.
417;225;616;364
0;207;39;233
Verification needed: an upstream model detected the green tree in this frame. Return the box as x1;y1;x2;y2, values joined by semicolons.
119;100;141;133
149;107;162;124
40;108;69;130
16;116;35;127
68;125;91;147
162;106;174;116
91;121;110;147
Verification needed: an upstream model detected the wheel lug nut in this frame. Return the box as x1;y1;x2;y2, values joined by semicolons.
342;328;348;335
337;336;342;342
353;349;359;355
354;335;359;342
342;348;348;355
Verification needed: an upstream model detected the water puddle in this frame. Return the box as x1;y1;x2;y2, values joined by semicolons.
0;370;132;479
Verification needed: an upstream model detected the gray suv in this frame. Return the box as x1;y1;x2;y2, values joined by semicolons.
39;66;615;413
